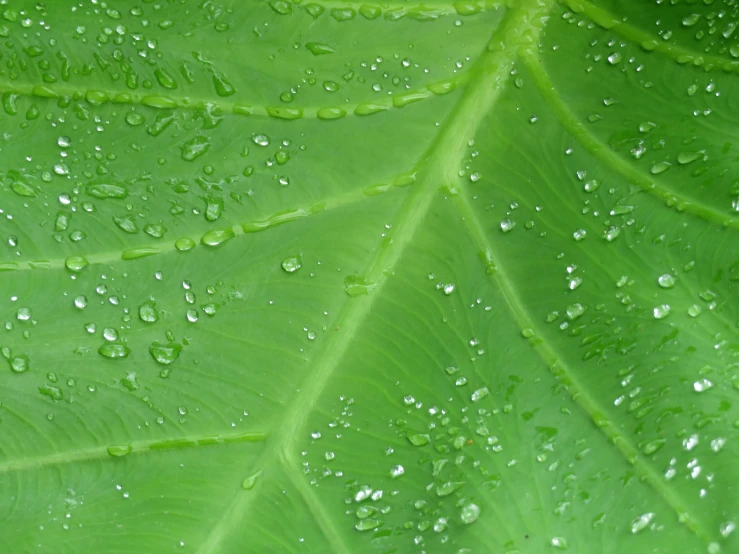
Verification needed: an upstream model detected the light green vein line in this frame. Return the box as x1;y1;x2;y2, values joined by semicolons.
195;1;554;552
448;188;715;546
0;174;406;273
291;0;502;16
521;51;739;230
0;430;266;475
562;0;739;73
0;72;468;120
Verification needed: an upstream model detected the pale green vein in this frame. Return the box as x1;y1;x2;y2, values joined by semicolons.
0;72;468;120
448;186;716;546
290;0;502;17
522;51;739;230
562;0;739;73
0;174;406;273
195;1;554;552
0;430;266;475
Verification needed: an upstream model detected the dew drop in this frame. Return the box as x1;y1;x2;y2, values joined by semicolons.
631;512;654;534
460;503;480;525
500;219;515;233
653;304;671;319
98;343;131;359
9;355;29;373
657;274;675;288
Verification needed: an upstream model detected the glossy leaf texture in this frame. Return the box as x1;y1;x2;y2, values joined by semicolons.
0;0;737;552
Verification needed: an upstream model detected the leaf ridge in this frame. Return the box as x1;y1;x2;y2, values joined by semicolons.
1;175;405;272
0;72;469;120
522;52;739;230
285;0;501;17
562;0;739;73
449;180;716;546
0;430;266;475
194;1;554;551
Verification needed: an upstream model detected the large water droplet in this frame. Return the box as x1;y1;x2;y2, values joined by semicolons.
460;503;480;524
149;342;182;365
98;343;131;359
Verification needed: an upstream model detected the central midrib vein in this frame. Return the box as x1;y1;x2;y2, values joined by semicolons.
195;1;555;552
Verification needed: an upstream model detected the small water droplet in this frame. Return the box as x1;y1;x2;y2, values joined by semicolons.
650;161;671;175
242;470;262;490
355;518;381;532
631;512;654;534
281;256;302;273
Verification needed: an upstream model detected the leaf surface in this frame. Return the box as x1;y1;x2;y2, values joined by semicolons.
0;0;737;553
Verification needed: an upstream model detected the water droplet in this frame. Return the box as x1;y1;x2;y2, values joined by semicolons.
407;433;430;447
65;256;89;272
98;343;131;359
125;112;145;126
201;227;235;247
631;512;654;534
139;301;158;323
390;465;404;478
356;505;377;519
471;387;489;402
566;303;585;320
74;296;88;309
436;481;465;497
355;518;381;532
175;238;196;252
607;52;622;65
103;327;119;341
107;444;132;457
306;42;334;55
87;184;128;199
682;13;701;27
16;308;31;321
584;179;600;192
9;355;29;373
38;384;63;401
653;304;671;319
212;72;236;97
642;438;665;455
149;342;182;365
181;135;211;161
500;219;515;233
693;378;713;392
658;274;675;288
650;161;671;175
573;229;587;241
678;151;701;165
551;536;569;549
443;283;455;295
604;226;620;241
252;134;270;147
460;503;480;525
281;256;302;273
242;470;262;490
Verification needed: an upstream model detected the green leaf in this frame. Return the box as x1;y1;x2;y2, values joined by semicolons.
0;0;736;553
